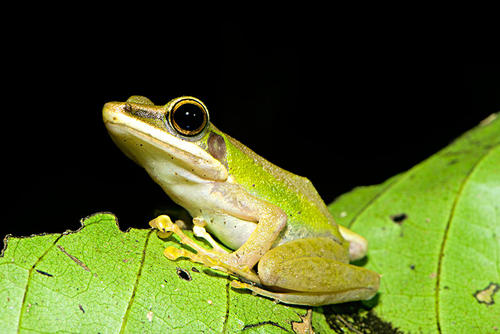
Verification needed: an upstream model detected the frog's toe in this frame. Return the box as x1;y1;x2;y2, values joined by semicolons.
164;246;189;260
163;246;213;266
150;215;175;231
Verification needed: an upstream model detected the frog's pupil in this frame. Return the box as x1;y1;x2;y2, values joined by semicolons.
173;103;205;134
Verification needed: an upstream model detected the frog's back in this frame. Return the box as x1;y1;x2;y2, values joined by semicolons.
223;133;343;244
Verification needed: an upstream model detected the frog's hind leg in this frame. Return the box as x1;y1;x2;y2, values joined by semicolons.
230;280;365;306
232;237;380;306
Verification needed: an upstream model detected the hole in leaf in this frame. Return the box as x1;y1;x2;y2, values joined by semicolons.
390;213;408;224
176;267;192;281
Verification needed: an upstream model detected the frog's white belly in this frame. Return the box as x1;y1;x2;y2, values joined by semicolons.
157;180;258;250
199;211;257;250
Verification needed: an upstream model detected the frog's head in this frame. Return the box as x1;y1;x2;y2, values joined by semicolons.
103;96;228;184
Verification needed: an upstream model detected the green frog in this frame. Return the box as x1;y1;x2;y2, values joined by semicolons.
103;96;380;306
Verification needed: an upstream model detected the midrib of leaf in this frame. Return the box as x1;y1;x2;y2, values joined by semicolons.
434;141;499;333
16;234;64;333
119;229;154;334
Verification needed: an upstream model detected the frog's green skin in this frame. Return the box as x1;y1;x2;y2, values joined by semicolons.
103;96;380;306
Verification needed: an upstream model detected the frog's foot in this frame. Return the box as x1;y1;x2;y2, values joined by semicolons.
149;215;260;283
231;280;376;306
231;280;336;306
150;215;227;258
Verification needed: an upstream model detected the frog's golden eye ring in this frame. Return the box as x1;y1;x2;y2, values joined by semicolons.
169;99;208;137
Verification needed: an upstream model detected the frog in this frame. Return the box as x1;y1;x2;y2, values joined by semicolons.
102;95;380;306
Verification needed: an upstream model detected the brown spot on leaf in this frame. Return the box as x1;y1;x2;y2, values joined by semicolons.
57;245;91;273
474;282;499;306
292;309;314;334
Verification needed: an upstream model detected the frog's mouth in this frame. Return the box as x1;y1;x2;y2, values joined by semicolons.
103;102;227;182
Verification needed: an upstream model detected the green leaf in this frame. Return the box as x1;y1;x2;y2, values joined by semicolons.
0;213;326;333
329;114;500;333
1;115;499;333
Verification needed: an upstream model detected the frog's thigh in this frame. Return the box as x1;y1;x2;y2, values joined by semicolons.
257;237;380;304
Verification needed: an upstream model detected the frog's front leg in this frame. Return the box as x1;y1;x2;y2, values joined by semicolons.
151;182;287;284
149;215;228;259
232;237;380;306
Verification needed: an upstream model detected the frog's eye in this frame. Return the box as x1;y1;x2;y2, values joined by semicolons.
169;99;208;137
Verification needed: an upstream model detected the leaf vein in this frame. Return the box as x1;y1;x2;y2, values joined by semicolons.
222;280;230;333
16;234;64;333
118;229;153;333
434;141;499;334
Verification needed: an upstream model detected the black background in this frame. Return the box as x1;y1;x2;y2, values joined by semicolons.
2;23;499;246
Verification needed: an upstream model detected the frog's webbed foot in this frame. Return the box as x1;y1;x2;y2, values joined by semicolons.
230;280;376;306
149;215;260;283
149;215;227;258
